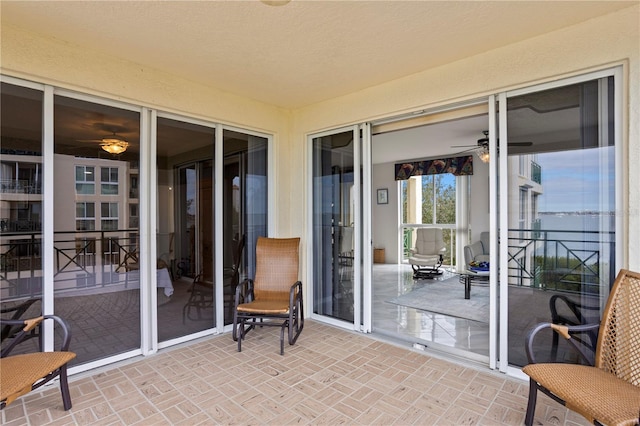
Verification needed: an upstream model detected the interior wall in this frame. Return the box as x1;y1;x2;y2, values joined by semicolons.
295;5;639;270
469;160;490;242
371;156;490;265
372;162;398;263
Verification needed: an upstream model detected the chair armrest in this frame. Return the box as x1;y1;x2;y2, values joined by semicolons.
289;281;303;307
525;321;599;365
1;315;72;357
464;241;484;265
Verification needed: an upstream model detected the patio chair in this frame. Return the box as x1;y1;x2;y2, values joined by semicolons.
181;273;212;322
548;294;600;362
232;237;303;355
522;269;640;426
408;228;445;279
183;236;245;323
1;298;39;343
0;315;76;410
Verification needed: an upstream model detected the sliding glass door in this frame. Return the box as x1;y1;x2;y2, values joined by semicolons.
221;128;269;326
52;94;142;365
0;82;44;354
499;71;620;370
310;126;366;328
156;116;215;342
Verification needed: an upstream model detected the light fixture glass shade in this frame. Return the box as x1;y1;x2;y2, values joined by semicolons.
101;138;129;155
477;146;490;163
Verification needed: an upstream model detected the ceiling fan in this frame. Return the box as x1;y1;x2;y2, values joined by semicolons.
451;130;532;162
78;124;131;155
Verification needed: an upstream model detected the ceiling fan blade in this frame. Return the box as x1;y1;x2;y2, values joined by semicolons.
451;144;478;148
452;147;480;154
507;141;533;146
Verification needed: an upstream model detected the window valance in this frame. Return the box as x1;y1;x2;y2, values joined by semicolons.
394;155;473;180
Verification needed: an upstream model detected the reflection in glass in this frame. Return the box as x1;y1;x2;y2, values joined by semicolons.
506;77;615;367
312;131;355;322
53;95;140;365
0;83;44;354
156;117;215;341
222;129;268;325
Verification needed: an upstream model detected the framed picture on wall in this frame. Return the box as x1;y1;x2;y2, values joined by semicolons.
377;188;388;204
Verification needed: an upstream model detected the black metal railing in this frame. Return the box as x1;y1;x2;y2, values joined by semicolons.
0;178;41;194
1;229;138;299
507;228;615;296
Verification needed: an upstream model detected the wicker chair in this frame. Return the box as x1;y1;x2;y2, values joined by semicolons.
523;269;640;426
232;237;303;355
0;315;76;410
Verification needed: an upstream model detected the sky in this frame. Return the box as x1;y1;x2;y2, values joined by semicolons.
535;146;615;213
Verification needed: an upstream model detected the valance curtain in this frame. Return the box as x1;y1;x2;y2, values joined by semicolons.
394;155;473;180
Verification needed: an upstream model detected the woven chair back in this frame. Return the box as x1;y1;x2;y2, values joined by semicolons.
253;237;300;302
595;269;640;386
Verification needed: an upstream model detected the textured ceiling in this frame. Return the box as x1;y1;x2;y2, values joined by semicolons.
1;1;636;108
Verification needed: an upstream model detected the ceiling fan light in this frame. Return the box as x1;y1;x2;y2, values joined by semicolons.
101;139;129;155
477;147;490;163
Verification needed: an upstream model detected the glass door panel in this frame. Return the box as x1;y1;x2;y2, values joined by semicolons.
222;129;268;326
504;76;616;367
0;83;44;355
156;117;215;340
312;129;357;323
53;95;141;365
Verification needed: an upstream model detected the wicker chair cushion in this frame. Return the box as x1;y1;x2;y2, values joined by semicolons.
237;299;290;314
523;363;640;426
0;351;76;406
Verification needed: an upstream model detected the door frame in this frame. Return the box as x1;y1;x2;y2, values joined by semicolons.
499;66;624;377
307;125;369;331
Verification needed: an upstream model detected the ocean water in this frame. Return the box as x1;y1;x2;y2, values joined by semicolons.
527;213;615;264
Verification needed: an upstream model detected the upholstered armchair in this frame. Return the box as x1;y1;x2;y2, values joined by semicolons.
463;231;490;266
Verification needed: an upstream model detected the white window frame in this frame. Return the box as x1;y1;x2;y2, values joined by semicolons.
75;201;95;231
75;165;95;194
100;166;119;195
100;201;119;230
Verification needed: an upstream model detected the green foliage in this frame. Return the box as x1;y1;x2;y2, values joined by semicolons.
533;255;601;295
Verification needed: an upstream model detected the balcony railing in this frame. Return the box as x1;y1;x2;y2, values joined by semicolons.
1;229;138;299
507;227;615;296
0;178;41;194
400;225;613;296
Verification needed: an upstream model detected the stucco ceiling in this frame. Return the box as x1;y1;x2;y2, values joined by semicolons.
1;0;636;109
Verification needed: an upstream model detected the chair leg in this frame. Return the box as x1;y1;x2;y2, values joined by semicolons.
524;378;538;426
280;323;286;355
237;318;245;352
59;365;72;411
